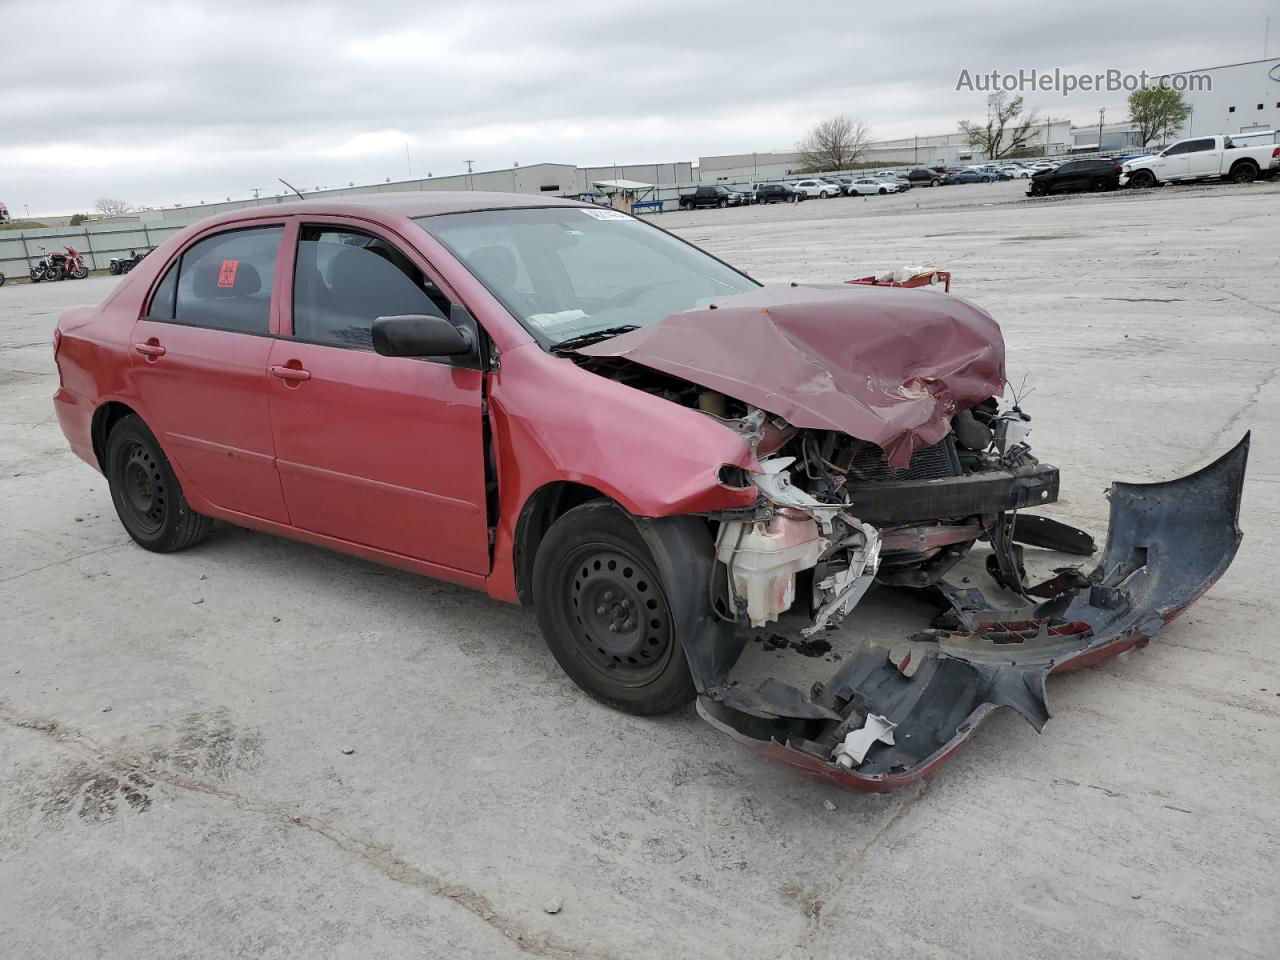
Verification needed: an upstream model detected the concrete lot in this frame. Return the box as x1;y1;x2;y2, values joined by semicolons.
2;180;1277;959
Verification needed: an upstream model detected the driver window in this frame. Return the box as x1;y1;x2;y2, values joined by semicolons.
292;227;450;349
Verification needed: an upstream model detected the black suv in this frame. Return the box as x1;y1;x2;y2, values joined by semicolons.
905;168;944;187
754;183;803;204
1027;159;1120;196
678;185;746;209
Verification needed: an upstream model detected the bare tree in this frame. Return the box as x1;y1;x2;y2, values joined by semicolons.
1127;86;1191;147
95;198;132;217
958;93;1038;160
796;115;872;171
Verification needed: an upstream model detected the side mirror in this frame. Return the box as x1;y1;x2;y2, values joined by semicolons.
372;314;473;358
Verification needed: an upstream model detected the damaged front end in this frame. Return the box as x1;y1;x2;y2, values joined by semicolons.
695;424;1247;790
577;283;1248;788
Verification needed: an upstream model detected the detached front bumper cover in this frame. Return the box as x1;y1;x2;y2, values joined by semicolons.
684;434;1249;791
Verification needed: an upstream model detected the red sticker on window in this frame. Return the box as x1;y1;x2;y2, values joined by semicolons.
217;259;239;288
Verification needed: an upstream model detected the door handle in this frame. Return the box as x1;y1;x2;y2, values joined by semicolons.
134;342;166;357
269;364;311;383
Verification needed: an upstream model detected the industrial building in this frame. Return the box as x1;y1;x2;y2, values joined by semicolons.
1162;56;1280;139
125;57;1280;224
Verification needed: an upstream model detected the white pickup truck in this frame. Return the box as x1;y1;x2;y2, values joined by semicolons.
1121;134;1280;187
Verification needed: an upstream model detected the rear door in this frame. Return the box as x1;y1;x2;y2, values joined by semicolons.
1184;138;1221;177
129;224;290;522
265;219;490;574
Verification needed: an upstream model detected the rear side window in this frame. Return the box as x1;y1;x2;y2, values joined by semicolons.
292;227;449;349
147;261;179;319
172;226;282;334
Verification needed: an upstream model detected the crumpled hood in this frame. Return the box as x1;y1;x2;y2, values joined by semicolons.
577;283;1006;468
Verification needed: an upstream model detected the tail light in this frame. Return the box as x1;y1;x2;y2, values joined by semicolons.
52;328;62;354
1272;146;1280;158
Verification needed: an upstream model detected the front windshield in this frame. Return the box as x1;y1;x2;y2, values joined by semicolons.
417;207;757;346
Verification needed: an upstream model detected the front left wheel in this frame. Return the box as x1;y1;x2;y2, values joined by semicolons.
532;501;696;716
105;414;212;552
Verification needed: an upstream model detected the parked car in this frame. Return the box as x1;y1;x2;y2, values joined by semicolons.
1027;158;1121;195
998;165;1031;179
848;178;900;195
905;168;944;187
790;179;840;199
678;185;745;209
49;192;1248;791
878;174;911;191
1121;134;1280;187
942;169;996;184
753;183;804;203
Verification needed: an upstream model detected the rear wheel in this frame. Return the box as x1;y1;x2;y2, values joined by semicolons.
109;261;121;275
1230;161;1258;184
105;414;212;552
1090;177;1109;192
532;501;695;715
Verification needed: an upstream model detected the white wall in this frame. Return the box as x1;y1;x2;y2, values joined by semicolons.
1162;58;1280;139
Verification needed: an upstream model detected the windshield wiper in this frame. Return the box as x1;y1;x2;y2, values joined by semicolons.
550;325;640;354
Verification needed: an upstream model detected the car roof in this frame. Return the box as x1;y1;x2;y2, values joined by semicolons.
187;190;592;232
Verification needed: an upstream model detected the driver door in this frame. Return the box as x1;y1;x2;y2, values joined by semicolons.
265;219;491;575
1157;140;1192;180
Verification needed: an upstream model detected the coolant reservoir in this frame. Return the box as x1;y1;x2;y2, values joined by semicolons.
716;515;828;627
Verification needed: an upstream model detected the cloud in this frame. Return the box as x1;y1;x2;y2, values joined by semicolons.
0;0;1264;213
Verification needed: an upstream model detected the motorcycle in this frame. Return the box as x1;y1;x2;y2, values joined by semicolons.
29;247;59;282
62;246;90;280
109;248;150;275
32;246;89;281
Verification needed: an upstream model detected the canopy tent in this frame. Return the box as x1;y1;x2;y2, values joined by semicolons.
591;178;656;212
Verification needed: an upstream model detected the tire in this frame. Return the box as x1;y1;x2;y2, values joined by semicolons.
1230;162;1258;184
818;191;830;199
532;501;696;716
109;261;121;275
0;272;5;287
930;178;941;187
718;199;727;208
46;266;62;281
1030;181;1049;196
1090;178;1109;192
1130;169;1156;189
29;267;42;283
71;263;88;279
105;414;212;553
878;187;886;195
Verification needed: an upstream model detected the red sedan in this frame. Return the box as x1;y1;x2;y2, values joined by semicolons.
53;192;1246;789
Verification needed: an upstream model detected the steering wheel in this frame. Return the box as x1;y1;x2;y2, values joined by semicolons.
601;285;649;310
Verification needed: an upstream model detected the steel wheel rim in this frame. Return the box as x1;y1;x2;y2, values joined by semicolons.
560;543;674;688
119;440;166;534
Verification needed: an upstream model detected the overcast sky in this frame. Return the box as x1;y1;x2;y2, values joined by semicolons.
2;0;1273;215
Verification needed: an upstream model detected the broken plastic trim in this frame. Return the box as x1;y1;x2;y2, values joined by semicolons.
691;434;1249;792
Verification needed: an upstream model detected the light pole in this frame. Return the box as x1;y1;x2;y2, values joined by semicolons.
1097;107;1106;153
